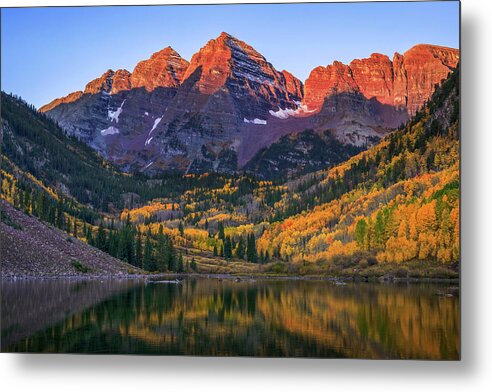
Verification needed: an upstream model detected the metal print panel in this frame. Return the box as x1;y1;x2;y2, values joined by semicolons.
0;1;460;359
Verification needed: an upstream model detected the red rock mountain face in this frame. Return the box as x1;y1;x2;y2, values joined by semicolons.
303;44;459;115
174;32;303;115
40;48;189;113
130;47;189;91
148;32;306;172
282;70;304;101
39;35;458;176
38;47;190;166
38;91;84;113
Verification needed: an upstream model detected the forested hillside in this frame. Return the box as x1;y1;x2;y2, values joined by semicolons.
245;129;364;179
1;68;459;276
255;68;460;265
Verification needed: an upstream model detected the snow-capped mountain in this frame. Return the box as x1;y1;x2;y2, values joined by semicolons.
40;33;459;177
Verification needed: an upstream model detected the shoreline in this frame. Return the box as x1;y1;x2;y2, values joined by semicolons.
0;272;459;284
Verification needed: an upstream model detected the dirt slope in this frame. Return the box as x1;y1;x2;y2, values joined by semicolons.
0;200;143;277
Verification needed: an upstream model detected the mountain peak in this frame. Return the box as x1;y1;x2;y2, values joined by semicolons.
84;69;115;95
216;31;241;43
369;52;390;60
81;68;132;95
407;43;457;52
206;32;260;57
304;43;459;113
404;43;459;69
182;30;284;96
404;43;460;59
130;47;190;91
150;45;181;59
218;31;232;39
181;33;240;93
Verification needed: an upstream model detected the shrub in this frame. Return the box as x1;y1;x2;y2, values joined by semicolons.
394;268;408;278
429;266;459;279
286;263;300;275
271;262;286;274
326;263;342;275
0;211;22;230
331;254;357;269
71;260;90;273
190;258;198;271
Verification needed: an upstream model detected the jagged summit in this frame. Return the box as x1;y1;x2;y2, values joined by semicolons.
82;69;132;95
130;46;189;91
303;43;459;114
181;31;303;101
40;47;189;112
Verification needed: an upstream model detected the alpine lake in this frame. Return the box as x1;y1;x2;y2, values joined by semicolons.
1;277;459;359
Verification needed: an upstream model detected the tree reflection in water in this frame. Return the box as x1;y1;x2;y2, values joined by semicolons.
1;278;459;359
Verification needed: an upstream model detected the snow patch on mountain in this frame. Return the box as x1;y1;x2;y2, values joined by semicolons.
244;118;267;125
101;126;120;136
150;117;162;133
108;99;126;123
269;101;315;119
144;116;163;146
233;69;274;86
143;161;154;170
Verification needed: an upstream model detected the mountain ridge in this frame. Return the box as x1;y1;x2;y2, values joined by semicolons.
303;43;459;114
38;33;458;177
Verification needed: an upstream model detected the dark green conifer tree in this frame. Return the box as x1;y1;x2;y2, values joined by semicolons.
236;236;245;259
224;236;232;259
117;217;134;264
246;233;257;263
167;235;177;271
86;226;93;246
190;258;197;271
143;229;155;271
96;224;107;251
135;230;143;268
177;253;184;273
218;221;225;240
155;225;168;272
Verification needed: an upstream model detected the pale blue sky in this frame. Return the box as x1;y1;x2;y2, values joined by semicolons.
1;2;459;108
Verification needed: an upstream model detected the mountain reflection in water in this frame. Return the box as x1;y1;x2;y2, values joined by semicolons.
1;278;459;359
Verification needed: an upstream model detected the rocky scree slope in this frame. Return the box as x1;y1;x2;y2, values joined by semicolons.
0;200;142;277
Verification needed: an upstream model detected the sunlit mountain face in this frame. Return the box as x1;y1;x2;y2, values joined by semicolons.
39;33;458;179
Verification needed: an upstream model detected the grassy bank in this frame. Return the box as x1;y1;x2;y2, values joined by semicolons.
184;247;459;281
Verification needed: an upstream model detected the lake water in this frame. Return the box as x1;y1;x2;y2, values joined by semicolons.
0;278;459;359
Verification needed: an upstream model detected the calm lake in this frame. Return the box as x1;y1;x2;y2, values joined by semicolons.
0;278;460;359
